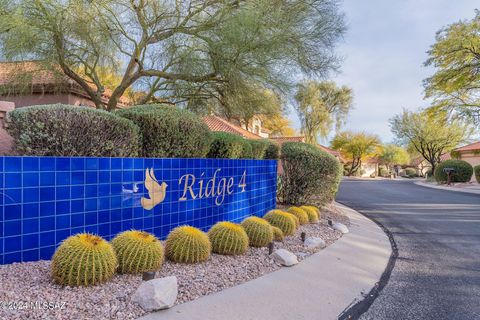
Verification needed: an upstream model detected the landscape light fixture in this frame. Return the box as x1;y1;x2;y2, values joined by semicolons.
142;271;156;281
301;232;306;242
268;242;274;255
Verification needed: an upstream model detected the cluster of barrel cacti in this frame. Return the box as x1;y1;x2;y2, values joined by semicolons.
287;207;310;225
165;226;212;263
241;216;274;247
208;222;249;255
300;206;320;223
271;226;284;242
263;210;297;236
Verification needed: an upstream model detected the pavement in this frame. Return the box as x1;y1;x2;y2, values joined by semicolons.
337;178;480;320
139;204;391;320
415;180;480;195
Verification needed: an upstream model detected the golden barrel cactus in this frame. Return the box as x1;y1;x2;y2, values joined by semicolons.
241;217;274;247
165;226;211;263
271;226;284;242
112;230;164;274
264;210;296;236
287;207;309;225
208;222;249;255
300;206;320;223
51;233;117;286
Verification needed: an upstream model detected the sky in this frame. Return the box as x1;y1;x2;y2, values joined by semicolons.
288;0;479;144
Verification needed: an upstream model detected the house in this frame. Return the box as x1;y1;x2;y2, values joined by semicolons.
451;141;480;182
202;115;263;140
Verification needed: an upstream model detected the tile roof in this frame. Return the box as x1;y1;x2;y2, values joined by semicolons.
202;115;262;139
454;141;480;152
0;61;130;105
269;136;305;144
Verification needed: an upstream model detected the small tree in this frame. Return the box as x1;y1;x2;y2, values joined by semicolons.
331;131;380;176
390;110;470;173
378;144;410;173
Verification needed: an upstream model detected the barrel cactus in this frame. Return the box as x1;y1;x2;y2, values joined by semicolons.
208;222;249;255
52;233;117;286
287;207;309;225
165;226;211;263
304;205;321;220
300;206;320;223
111;230;164;274
241;217;274;247
264;210;297;236
271;226;284;242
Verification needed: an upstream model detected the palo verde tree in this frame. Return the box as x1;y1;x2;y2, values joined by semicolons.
0;0;346;111
424;11;480;126
378;144;410;173
390;110;471;173
295;81;353;144
330;131;380;176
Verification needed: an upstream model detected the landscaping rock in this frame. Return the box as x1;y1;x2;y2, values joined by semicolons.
271;249;298;266
332;222;349;234
132;276;178;311
304;237;326;249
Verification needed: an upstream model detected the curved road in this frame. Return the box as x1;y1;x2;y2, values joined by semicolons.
336;178;480;320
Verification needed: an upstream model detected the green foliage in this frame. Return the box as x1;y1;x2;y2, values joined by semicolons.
425;168;433;178
207;132;245;159
249;139;269;159
390;110;470;173
287;207;309;225
165;226;211;263
51;233;117;286
264;210;296;236
264;140;280;160
111;230;164;274
208;222;249;255
295;81;353;143
379;145;410;167
117;104;211;158
6;104;140;157
300;206;320;223
279;142;342;205
241;139;254;159
474;165;480;183
379;167;389;177
405;168;417;178
434;160;473;183
271;226;284;242
241;217;274;247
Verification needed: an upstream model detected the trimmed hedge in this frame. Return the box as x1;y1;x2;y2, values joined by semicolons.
117;104;211;158
405;168;416;178
207;132;245;158
475;165;480;183
264;140;280;160
249;139;269;159
279;142;342;205
6;104;141;157
434;159;473;183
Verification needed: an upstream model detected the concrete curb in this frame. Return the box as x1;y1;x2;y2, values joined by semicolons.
415;181;480;195
138;204;391;320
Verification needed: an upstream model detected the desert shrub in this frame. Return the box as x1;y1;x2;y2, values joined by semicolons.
208;222;249;255
434;160;473;183
287;207;309;225
241;217;273;247
300;206;319;223
474;165;480;183
117;104;211;158
264;210;296;236
241;139;254;158
207;132;245;158
249;139;269;159
264;140;280;160
425;169;433;177
271;226;284;242
405;168;417;178
111;230;164;274
6;104;140;157
379;167;389;177
279;142;342;205
51;233;117;286
165;226;211;263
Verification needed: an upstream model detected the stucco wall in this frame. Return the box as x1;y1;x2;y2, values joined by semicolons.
459;152;480;182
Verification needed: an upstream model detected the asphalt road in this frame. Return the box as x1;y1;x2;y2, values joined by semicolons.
336;179;480;320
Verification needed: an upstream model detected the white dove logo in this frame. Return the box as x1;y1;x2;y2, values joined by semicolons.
141;168;168;210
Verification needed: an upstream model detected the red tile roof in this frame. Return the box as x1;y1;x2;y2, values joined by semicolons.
454;141;480;152
269;136;305;144
203;115;262;139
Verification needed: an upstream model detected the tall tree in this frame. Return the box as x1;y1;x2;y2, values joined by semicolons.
331;131;380;176
260;113;297;137
295;81;353;143
0;0;346;111
390;110;471;173
378;144;410;173
424;11;480;125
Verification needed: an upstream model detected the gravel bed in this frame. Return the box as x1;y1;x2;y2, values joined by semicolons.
0;205;349;320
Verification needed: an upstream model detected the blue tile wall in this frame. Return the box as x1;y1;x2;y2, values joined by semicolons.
0;156;277;264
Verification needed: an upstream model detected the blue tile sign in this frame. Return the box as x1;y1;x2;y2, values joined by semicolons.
0;156;277;264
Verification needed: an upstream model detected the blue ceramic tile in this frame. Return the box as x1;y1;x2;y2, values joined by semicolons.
85;212;97;225
40;202;55;216
111;158;122;169
86;171;98;184
71;213;84;228
71;186;85;199
4;236;21;252
4;188;21;204
23;188;39;203
98;184;110;197
56;187;70;200
99;171;110;183
22;172;39;187
85;185;98;198
5;204;21;220
40;217;55;232
71;200;85;213
5;157;21;172
40;158;55;171
86;158;99;170
99;158;111;170
56;215;70;229
71;157;85;171
56;172;70;185
71;171;85;185
85;198;97;211
4;253;21;264
5;220;21;236
40;247;55;260
22;157;39;171
55;158;71;171
23;218;39;234
40;172;55;186
22;234;39;249
40;232;55;247
23;249;39;262
111;171;122;182
122;158;134;170
56;201;70;215
40;187;55;202
5;172;22;188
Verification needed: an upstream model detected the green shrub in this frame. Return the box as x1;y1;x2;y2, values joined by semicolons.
165;226;211;263
405;168;417;178
208;222;249;255
379;167;389;177
287;207;309;225
241;217;273;247
207;132;245;158
6;104;140;157
117;104;211;158
241;139;254;158
434;160;473;183
264;210;296;236
249;139;269;159
279;142;342;205
474;165;480;183
111;230;164;274
425;169;433;178
264;140;280;160
51;233;117;286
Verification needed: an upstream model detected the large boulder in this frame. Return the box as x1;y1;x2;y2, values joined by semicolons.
132;276;178;311
271;249;298;267
304;237;326;250
332;222;349;234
